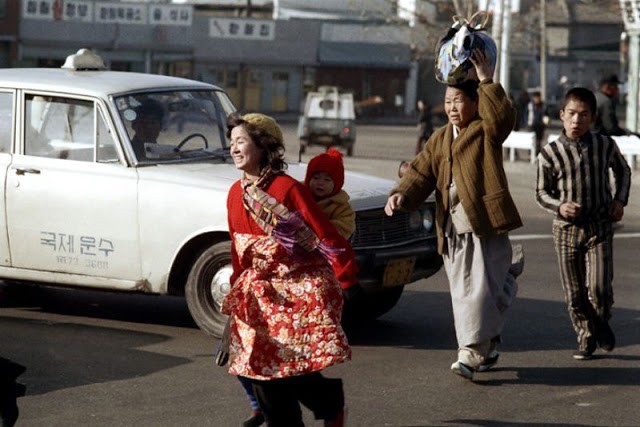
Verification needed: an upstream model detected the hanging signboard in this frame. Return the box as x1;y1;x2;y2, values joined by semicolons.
209;18;275;40
621;0;640;32
22;0;192;26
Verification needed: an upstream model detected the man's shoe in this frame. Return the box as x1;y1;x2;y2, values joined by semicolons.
450;361;474;380
572;349;593;360
509;244;525;278
597;321;616;352
243;410;265;427
477;351;500;372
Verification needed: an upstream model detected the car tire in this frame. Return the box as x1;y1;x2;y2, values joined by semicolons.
185;241;232;338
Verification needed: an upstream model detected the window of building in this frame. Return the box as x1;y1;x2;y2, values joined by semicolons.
226;70;239;88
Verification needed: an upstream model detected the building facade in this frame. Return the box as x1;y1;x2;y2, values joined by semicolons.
0;0;19;67
14;0;414;115
9;0;627;117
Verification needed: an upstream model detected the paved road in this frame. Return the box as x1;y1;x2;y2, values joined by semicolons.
2;124;639;426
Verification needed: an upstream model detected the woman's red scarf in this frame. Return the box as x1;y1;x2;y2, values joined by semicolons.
241;167;342;261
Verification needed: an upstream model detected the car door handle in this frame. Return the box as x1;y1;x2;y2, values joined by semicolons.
13;167;41;175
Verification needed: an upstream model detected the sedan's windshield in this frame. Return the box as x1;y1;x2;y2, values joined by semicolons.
115;89;235;163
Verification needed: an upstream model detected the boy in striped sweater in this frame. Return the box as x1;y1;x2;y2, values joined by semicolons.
536;87;631;360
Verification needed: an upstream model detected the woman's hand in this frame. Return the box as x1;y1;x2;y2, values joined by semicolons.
469;48;493;82
385;193;405;216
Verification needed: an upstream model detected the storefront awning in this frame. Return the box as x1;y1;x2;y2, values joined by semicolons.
319;42;411;69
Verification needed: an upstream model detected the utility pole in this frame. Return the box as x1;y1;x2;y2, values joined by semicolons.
491;0;504;82
499;0;511;96
540;0;547;101
620;0;639;133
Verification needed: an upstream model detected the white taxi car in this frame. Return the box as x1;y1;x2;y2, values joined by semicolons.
0;49;442;337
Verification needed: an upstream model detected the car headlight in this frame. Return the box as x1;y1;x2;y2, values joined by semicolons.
408;210;423;230
422;208;434;232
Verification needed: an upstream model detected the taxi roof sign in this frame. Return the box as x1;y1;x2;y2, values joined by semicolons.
61;48;106;71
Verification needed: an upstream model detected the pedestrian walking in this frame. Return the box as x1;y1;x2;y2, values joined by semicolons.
514;90;530;131
415;100;434;154
536;87;631;360
222;112;361;426
525;91;550;155
593;74;628;137
229;147;358;427
384;49;524;381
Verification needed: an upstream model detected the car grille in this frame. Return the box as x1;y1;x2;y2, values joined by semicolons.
351;208;431;249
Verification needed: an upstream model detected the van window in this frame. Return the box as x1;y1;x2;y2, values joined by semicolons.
0;92;12;153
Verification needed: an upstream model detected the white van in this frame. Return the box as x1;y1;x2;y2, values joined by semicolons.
297;86;357;156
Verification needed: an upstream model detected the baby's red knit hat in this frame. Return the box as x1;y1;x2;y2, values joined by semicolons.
304;148;345;196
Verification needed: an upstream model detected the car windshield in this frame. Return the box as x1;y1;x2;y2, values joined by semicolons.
115;89;235;163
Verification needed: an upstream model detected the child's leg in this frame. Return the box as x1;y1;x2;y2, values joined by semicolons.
237;375;260;412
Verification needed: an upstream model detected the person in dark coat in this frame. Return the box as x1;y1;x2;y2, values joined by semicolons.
415;99;434;154
526;91;550;155
593;74;631;136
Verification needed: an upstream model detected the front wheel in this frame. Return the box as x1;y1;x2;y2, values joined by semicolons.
185;241;232;337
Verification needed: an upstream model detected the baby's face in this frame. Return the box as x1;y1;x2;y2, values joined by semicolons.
309;171;335;199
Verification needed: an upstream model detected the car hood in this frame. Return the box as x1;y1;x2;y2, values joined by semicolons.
140;161;395;210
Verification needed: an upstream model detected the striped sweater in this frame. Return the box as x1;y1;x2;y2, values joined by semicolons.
536;131;631;222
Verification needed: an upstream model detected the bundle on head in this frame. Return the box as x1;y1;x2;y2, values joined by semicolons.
434;11;497;85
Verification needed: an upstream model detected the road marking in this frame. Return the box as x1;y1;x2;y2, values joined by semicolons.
511;232;640;240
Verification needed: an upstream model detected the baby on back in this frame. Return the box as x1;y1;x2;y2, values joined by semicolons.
304;148;355;239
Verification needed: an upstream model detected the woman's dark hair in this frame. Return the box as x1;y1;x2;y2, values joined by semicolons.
226;112;287;172
562;87;597;115
448;79;480;102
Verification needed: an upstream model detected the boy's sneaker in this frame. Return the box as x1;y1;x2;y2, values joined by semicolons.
450;360;474;380
477;350;500;372
572;349;593;360
509;244;525;278
573;338;596;360
596;321;616;352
